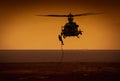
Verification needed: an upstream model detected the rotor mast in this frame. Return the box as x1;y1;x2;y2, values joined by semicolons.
68;13;74;23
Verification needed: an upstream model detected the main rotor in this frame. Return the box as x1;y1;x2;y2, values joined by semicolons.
36;12;101;23
36;12;100;17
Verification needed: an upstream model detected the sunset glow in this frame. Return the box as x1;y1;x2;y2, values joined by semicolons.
0;0;120;50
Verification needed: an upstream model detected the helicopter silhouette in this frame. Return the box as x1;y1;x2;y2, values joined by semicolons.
36;12;100;45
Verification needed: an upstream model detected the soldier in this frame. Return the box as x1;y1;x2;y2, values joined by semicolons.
58;35;64;45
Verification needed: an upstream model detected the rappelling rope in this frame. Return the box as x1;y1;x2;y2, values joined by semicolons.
60;43;64;64
56;39;65;72
58;35;64;63
56;43;64;72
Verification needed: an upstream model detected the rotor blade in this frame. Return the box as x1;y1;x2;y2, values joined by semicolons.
73;13;102;17
36;12;102;17
36;15;68;17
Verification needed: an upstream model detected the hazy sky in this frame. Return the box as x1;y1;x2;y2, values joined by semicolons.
0;0;120;50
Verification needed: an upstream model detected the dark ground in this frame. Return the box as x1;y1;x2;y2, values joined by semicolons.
0;62;120;81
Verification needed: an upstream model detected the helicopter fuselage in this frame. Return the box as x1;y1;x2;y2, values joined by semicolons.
61;16;82;38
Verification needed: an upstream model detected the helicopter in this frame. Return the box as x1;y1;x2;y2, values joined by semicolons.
36;12;100;45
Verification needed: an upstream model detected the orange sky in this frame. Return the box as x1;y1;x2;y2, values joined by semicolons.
0;0;120;50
